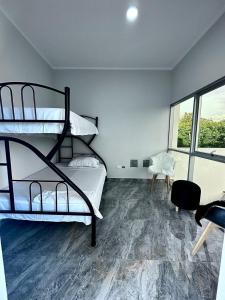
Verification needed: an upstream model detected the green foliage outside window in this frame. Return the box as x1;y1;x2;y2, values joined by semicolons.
177;113;225;148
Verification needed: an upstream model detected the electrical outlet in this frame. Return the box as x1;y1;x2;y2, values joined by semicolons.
117;165;126;169
130;159;138;167
143;159;150;167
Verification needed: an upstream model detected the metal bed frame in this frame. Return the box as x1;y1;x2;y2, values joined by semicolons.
0;82;107;246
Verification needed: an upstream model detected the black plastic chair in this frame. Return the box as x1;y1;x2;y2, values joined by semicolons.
206;206;225;228
192;206;225;255
171;180;201;211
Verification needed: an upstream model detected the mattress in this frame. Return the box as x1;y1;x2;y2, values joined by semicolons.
0;164;106;225
0;107;98;136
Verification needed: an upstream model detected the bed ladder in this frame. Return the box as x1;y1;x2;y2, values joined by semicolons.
0;140;15;211
58;135;74;162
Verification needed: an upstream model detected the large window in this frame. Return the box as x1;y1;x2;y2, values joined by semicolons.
168;77;225;205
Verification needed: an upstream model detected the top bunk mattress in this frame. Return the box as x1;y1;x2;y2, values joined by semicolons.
0;163;106;225
0;107;98;136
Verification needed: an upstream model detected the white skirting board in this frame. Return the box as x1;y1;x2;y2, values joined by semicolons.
0;239;8;300
216;234;225;300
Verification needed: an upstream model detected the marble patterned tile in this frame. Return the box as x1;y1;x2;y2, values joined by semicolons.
97;260;210;300
5;253;120;300
180;260;220;300
0;179;223;300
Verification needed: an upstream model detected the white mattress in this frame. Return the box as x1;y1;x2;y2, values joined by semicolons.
0;164;106;225
0;107;98;136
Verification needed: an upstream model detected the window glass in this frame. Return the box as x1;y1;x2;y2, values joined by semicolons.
169;151;189;181
193;157;225;204
169;97;194;151
197;85;225;156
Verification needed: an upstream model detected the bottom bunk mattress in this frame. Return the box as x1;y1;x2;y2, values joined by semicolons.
0;164;106;225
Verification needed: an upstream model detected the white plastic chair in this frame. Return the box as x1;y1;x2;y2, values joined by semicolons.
148;152;175;191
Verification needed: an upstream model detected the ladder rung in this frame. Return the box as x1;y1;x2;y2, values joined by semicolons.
0;163;7;166
0;190;10;193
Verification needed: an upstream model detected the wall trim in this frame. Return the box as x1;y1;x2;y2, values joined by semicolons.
52;66;172;71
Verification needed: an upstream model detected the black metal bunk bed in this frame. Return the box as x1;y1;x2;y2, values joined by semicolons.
0;82;107;246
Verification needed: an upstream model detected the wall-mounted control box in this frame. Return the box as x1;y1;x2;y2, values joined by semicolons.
130;159;138;167
143;159;150;167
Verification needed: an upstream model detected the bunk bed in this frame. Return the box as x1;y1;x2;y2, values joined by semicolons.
0;82;107;246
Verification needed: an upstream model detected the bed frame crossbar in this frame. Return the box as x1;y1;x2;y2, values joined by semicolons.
58;116;107;172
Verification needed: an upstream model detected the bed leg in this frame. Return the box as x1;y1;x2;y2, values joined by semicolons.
91;215;96;247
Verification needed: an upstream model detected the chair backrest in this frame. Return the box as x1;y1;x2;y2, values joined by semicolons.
152;152;175;171
171;180;201;210
205;206;225;228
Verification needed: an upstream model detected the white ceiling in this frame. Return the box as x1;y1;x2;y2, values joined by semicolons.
0;0;225;70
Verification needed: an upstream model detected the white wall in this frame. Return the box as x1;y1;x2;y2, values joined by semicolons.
172;12;225;102
0;10;54;187
54;70;171;178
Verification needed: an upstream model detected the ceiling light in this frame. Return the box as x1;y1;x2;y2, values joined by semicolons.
126;6;138;22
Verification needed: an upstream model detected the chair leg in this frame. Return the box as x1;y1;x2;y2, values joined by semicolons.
192;222;216;256
151;174;157;191
91;215;96;247
165;175;170;192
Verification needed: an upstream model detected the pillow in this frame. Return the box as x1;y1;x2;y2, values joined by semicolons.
68;156;99;168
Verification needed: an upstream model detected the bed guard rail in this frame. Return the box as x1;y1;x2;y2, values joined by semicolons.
0;82;70;161
0;136;97;246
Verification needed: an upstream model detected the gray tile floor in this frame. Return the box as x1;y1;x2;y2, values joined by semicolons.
0;179;224;300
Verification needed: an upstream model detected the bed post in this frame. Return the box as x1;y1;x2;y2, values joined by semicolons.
91;215;96;247
5;140;15;212
46;86;70;161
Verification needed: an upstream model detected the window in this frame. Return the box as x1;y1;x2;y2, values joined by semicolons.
169;151;189;180
169;77;225;185
169;97;194;151
197;85;225;156
193;157;225;204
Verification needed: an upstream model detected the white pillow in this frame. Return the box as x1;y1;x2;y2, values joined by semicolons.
68;156;99;168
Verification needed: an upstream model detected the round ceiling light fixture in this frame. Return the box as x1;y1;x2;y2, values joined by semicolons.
126;6;138;22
